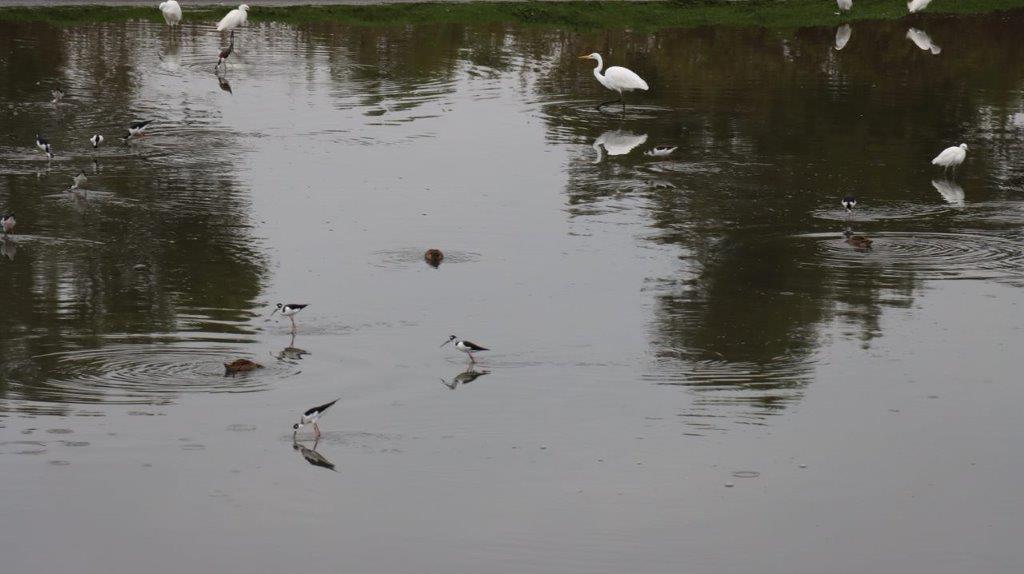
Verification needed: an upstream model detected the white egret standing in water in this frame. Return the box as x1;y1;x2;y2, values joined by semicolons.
835;24;852;51
907;0;933;13
906;28;941;55
579;53;649;111
159;1;182;26
932;143;968;175
837;0;852;12
217;4;249;32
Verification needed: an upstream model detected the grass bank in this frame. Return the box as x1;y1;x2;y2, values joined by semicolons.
2;0;1024;29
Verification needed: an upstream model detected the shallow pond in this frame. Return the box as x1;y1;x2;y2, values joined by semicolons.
1;10;1023;573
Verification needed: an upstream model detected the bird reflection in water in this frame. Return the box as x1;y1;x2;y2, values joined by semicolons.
440;367;490;390
272;333;310;362
906;28;941;55
844;227;873;250
217;73;233;94
292;439;336;472
1;237;17;261
592;129;648;164
835;24;852;51
932;179;965;206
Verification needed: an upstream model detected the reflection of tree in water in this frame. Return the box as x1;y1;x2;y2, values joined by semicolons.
0;21;266;407
540;15;1024;430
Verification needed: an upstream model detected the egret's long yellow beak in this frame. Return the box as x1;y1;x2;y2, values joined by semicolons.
578;55;591;59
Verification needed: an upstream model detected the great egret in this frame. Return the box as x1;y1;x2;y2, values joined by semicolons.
592;130;648;163
906;28;941;55
932;143;967;175
579;53;649;110
159;1;182;26
835;24;852;51
932;180;965;206
907;0;933;13
217;4;249;33
837;0;852;12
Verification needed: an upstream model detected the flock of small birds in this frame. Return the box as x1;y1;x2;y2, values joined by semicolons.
0;0;969;443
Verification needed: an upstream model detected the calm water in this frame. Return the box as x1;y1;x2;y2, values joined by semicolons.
2;11;1023;573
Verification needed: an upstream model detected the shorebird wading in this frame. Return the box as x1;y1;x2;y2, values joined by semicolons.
441;335;489;363
271;303;308;333
35;134;53;159
293;399;339;440
123;120;153;141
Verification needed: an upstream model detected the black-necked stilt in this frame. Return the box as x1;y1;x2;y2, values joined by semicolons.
424;248;444;268
122;120;153;141
844;227;872;250
224;358;263;375
441;335;489;363
35;134;53;159
271;303;308;333
841;195;857;218
645;145;677;157
1;213;15;235
217;4;249;33
90;134;104;149
216;31;235;72
71;172;87;190
293;398;339;440
51;88;64;104
293;440;336;471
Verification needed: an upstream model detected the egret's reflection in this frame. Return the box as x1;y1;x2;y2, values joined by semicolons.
1;237;17;261
292;439;336;472
592;129;647;164
932;179;964;206
440;366;490;390
835;24;852;51
906;28;941;55
158;44;181;72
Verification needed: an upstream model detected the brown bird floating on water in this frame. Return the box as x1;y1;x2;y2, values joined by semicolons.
424;248;444;268
224;358;263;374
844;229;872;250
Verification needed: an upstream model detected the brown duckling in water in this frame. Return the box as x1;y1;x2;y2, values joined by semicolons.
224;358;263;375
424;248;444;268
844;229;873;250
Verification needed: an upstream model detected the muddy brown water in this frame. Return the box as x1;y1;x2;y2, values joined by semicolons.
1;12;1023;574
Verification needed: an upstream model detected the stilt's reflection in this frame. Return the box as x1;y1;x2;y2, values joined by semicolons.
292;439;337;471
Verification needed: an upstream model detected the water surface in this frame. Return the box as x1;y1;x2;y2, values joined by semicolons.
1;12;1023;574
